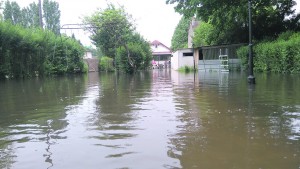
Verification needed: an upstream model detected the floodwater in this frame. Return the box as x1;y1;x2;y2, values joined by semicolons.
0;70;299;169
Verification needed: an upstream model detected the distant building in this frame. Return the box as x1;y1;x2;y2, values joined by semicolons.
172;44;244;71
150;40;172;68
171;48;194;70
84;51;93;59
188;18;200;48
171;18;243;71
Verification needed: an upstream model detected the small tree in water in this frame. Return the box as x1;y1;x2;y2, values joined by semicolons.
83;4;152;73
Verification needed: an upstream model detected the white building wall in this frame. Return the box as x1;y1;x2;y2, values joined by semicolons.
180;56;194;68
171;49;194;70
171;51;179;70
84;52;93;59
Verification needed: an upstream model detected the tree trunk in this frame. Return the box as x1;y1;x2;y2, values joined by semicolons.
39;0;43;28
123;43;135;70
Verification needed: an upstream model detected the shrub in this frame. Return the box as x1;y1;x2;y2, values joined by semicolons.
116;42;152;73
236;46;248;71
237;31;300;73
99;56;114;72
0;21;85;78
178;66;196;73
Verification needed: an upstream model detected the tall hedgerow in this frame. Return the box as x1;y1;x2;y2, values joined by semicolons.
0;21;85;78
237;32;300;73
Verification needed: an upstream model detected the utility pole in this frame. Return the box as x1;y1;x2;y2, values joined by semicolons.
248;0;255;84
39;0;43;28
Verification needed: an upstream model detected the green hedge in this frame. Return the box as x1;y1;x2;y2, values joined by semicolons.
237;32;300;73
0;21;85;79
99;56;114;72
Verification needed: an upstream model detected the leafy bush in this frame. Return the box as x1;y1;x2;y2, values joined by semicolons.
193;21;214;46
237;31;300;73
277;31;295;41
236;46;248;71
0;21;85;78
178;66;196;73
82;62;89;73
116;42;152;73
99;56;114;72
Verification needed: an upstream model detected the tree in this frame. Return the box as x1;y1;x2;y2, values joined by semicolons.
0;1;3;21
1;0;61;33
166;0;300;44
83;4;151;73
171;16;190;51
27;2;40;28
43;0;60;34
83;4;133;57
193;21;214;46
20;2;40;28
120;32;152;71
3;0;22;25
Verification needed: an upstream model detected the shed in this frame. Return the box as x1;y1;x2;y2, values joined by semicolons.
171;48;194;70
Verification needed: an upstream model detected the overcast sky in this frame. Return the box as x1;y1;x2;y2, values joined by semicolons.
14;0;182;47
10;0;300;47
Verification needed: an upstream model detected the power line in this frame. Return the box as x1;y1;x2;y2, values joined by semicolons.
60;23;99;30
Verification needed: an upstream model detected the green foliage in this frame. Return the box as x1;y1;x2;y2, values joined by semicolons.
127;33;152;70
116;40;152;73
237;32;300;73
99;56;114;72
2;0;60;33
236;46;249;71
277;31;295;41
171;16;190;51
21;2;40;28
3;1;22;25
43;0;60;34
193;21;214;46
167;0;300;44
83;4;152;73
178;66;196;73
82;62;89;73
0;21;85;79
83;4;133;58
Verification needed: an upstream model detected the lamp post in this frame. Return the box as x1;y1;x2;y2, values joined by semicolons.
192;43;195;71
248;0;255;84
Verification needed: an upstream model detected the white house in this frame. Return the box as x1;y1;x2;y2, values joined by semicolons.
150;40;172;68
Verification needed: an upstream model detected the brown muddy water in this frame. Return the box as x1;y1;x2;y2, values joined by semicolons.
0;70;299;169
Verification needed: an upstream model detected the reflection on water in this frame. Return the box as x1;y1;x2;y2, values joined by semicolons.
169;72;300;169
0;75;87;169
0;71;299;169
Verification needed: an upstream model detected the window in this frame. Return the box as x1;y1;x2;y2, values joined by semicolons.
183;52;193;57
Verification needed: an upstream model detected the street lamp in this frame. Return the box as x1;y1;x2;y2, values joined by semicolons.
248;0;255;84
192;43;196;71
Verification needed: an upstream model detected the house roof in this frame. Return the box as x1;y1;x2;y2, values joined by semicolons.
150;40;171;51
